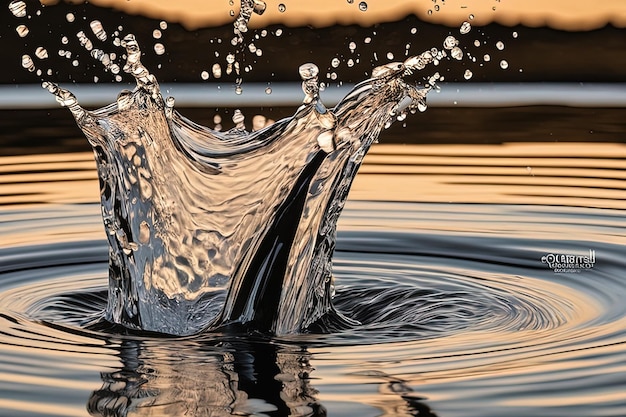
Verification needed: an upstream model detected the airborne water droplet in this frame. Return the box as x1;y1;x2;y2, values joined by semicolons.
154;43;165;55
66;13;75;23
349;41;356;52
90;20;107;42
500;59;509;69
512;31;519;39
386;52;394;60
358;1;368;11
484;54;491;62
15;25;29;38
331;57;340;68
201;70;209;80
299;63;319;80
278;3;286;12
35;47;48;60
159;21;168;30
265;87;272;94
212;63;222;78
463;69;473;80
496;41;505;51
9;1;27;18
443;36;458;50
153;29;162;39
21;54;35;72
451;47;463;60
460;21;472;35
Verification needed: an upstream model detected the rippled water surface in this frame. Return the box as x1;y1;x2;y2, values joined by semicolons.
1;141;626;416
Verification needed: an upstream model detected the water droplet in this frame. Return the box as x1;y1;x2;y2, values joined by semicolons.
35;47;48;60
358;1;368;11
451;47;463;60
386;52;394;60
496;41;505;50
500;59;509;69
483;54;491;62
347;58;354;67
21;54;35;72
159;21;168;30
299;63;319;80
265;87;272;94
9;1;27;18
200;70;209;80
410;27;417;35
66;13;75;23
15;24;29;37
72;60;79;67
443;36;458;50
90;20;107;42
512;31;519;39
331;58;340;68
226;53;236;64
212;63;222;78
434;5;440;11
463;69;473;80
275;28;283;36
278;3;286;12
349;41;357;52
460;21;472;34
255;48;263;56
427;9;433;16
252;115;266;131
469;14;475;20
76;31;93;51
364;36;372;44
347;0;354;3
474;39;480;47
154;43;165;55
153;29;162;39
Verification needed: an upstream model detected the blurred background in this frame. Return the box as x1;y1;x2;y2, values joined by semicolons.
1;0;625;156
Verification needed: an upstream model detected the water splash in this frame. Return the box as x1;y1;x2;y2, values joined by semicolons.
41;33;429;335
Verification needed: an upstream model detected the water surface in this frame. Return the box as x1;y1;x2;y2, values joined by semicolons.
1;141;625;416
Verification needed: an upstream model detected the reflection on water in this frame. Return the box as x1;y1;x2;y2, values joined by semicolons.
1;141;625;416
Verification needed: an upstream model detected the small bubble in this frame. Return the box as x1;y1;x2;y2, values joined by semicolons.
9;1;27;18
265;87;272;94
66;12;75;23
153;29;162;39
159;21;168;30
21;54;35;72
460;21;472;34
463;69;473;80
154;43;165;55
278;3;286;12
15;25;29;37
386;52;394;60
201;70;209;80
358;1;367;11
35;47;48;59
500;59;509;69
496;41;505;50
483;54;491;62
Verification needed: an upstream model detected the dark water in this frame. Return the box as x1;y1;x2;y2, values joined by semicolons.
1;138;625;416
